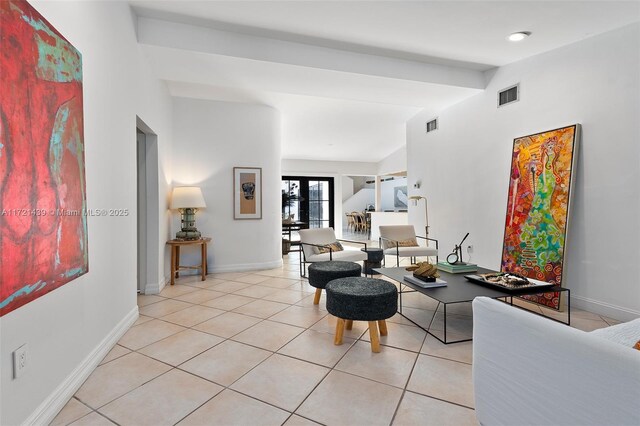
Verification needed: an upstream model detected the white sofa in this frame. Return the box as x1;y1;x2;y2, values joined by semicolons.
472;297;640;426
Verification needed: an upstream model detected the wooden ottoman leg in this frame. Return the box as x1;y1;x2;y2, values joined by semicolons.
368;321;380;353
313;288;322;305
334;318;345;345
345;320;353;330
378;320;388;336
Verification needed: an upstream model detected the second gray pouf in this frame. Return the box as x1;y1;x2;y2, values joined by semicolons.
325;277;397;321
325;276;398;352
307;261;362;305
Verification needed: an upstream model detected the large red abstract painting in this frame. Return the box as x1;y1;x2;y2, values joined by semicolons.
500;125;579;310
1;0;88;316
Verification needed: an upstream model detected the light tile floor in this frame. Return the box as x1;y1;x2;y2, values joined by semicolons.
53;252;615;426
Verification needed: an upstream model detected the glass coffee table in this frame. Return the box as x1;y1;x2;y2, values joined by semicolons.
374;267;570;344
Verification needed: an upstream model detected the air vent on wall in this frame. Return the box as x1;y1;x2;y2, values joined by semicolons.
498;84;519;107
425;118;438;133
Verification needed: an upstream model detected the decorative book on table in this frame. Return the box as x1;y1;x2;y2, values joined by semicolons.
403;275;447;288
437;262;479;273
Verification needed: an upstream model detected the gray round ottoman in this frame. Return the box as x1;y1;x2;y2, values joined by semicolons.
325;277;398;352
307;261;362;305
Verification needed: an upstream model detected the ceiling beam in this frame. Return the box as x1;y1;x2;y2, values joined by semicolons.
137;17;487;90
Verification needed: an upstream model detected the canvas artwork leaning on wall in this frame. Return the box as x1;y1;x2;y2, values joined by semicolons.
0;0;88;316
500;124;580;310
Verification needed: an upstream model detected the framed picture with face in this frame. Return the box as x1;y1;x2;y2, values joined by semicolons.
234;167;262;220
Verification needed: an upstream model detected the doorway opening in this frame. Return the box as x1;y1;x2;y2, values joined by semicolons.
136;118;160;294
282;176;335;229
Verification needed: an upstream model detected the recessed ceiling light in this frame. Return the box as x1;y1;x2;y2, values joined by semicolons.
508;31;531;42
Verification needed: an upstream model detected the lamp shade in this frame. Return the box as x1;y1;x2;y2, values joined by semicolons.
408;195;424;206
171;186;206;209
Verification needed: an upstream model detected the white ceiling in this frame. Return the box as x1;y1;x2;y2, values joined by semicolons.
140;39;481;161
132;1;640;162
132;1;640;67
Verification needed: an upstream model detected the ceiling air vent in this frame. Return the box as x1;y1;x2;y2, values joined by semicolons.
425;118;438;133
498;84;519;107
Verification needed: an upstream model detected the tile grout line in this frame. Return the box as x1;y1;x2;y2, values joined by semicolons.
418;351;472;366
81;366;178;423
168;312;333;424
181;268;432;413
403;388;477;411
79;272;297;423
169;269;367;424
95;267;472;425
388;326;428;425
286;327;364;421
91;287;287;422
110;331;467;422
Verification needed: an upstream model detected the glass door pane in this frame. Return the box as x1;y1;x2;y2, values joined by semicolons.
308;180;330;229
281;179;300;221
282;176;334;229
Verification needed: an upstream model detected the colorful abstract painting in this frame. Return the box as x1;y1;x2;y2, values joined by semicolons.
0;0;87;316
500;125;579;310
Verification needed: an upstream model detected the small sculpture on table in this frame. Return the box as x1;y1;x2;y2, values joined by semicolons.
406;261;440;282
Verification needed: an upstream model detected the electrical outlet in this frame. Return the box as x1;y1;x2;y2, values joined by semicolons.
467;245;474;254
13;344;27;379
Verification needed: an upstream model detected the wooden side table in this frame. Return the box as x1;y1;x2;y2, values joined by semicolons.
166;238;211;285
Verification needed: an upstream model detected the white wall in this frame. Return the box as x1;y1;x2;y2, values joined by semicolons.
351;176;373;192
343;188;375;217
136;47;174;293
0;1;173;424
282;159;378;176
370;212;409;241
377;146;407;175
172;98;282;272
380;177;408;211
341;176;354;201
407;23;640;321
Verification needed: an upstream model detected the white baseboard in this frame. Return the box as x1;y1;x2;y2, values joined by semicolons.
571;295;640;322
143;277;168;295
172;259;283;275
144;281;160;294
24;306;139;426
208;259;283;273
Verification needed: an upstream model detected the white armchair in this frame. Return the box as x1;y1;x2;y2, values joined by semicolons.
298;227;368;276
378;225;438;267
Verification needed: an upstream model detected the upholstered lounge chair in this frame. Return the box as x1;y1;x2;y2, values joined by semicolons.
299;227;368;276
378;225;438;267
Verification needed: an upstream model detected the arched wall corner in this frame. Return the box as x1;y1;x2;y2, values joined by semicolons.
171;98;283;272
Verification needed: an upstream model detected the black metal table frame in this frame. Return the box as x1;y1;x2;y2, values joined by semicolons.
378;269;571;345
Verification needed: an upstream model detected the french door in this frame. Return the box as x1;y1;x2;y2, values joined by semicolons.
282;176;334;229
